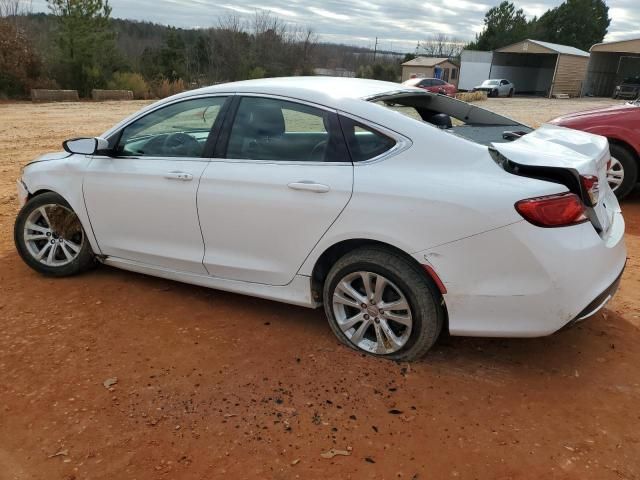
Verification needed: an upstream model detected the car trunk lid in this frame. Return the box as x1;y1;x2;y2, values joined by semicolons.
492;124;615;234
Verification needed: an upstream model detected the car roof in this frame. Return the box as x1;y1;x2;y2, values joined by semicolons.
175;77;415;110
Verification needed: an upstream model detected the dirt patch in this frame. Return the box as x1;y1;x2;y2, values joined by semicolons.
1;98;639;479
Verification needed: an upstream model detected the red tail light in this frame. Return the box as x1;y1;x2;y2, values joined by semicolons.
515;193;588;228
580;175;600;206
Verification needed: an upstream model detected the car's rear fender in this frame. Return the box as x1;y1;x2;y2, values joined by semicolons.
299;138;568;278
412;210;626;337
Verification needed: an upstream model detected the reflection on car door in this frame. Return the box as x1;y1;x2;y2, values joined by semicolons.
83;96;229;274
197;96;354;286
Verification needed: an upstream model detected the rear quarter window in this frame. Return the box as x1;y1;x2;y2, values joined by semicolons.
339;116;396;162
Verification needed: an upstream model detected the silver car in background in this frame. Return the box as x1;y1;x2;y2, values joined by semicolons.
474;79;515;97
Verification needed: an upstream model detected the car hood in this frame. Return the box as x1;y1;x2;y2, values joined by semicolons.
550;103;638;123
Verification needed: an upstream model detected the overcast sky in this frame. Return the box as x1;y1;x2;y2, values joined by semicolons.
30;0;639;52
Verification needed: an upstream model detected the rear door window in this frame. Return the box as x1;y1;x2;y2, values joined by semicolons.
338;116;396;162
225;97;349;162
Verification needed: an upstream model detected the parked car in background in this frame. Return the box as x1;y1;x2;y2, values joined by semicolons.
14;77;625;362
403;77;457;96
473;79;515;97
612;76;640;100
549;98;640;199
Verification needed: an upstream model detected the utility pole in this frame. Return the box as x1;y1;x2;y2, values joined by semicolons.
373;37;378;62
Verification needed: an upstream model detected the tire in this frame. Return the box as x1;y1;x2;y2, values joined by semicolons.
508;88;514;98
323;246;444;362
492;89;498;98
14;192;95;277
608;143;638;200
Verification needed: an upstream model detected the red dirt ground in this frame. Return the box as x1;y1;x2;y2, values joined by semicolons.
0;100;639;479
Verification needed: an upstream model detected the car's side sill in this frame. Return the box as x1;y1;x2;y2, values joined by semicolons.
102;257;319;308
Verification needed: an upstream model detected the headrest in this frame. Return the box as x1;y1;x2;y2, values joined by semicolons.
430;113;452;129
249;104;286;137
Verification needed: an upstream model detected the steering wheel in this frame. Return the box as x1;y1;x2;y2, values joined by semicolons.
309;140;328;162
163;132;201;156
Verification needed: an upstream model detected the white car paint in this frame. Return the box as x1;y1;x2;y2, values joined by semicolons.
18;77;626;337
198;159;353;285
83;155;210;274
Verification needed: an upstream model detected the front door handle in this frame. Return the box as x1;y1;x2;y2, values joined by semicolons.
287;181;331;193
165;171;193;181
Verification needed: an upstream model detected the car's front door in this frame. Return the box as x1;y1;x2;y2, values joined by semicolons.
84;96;228;274
197;96;354;286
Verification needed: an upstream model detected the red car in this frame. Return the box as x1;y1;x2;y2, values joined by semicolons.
549;99;640;199
403;77;458;97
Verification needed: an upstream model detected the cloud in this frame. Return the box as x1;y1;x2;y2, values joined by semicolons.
29;0;639;52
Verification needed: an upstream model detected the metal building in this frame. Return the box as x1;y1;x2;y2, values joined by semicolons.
583;38;640;97
490;39;590;97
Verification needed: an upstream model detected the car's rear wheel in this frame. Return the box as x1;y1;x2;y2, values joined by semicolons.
14;192;95;277
323;247;444;362
608;144;638;200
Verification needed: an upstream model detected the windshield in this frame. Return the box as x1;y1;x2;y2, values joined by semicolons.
622;75;640;84
483;80;500;86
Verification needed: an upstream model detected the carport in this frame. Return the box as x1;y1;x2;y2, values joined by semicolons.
583;38;640;97
490;39;590;97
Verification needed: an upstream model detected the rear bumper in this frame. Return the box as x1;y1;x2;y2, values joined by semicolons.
414;210;627;337
562;263;624;329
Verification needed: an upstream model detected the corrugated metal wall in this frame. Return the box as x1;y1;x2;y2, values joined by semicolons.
583;52;640;96
552;55;589;97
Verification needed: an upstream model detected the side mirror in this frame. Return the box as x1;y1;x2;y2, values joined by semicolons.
63;137;109;155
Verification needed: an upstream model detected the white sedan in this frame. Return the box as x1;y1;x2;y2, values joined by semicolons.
14;77;626;361
474;79;515;97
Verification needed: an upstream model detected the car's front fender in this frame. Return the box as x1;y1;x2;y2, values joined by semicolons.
20;155;103;256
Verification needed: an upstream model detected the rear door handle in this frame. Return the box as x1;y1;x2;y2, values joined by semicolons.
287;181;331;193
165;171;193;181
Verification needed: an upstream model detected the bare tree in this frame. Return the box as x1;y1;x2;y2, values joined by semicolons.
418;33;464;59
0;0;31;18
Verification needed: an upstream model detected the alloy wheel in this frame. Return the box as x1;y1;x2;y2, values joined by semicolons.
607;157;624;192
332;271;413;355
23;204;84;267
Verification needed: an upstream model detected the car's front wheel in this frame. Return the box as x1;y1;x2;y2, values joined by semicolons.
323;247;444;362
14;192;95;277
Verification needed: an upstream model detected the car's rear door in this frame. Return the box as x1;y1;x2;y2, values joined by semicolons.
500;80;511;96
83;96;229;274
197;95;353;286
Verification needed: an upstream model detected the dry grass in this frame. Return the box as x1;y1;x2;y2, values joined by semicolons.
456;91;487;102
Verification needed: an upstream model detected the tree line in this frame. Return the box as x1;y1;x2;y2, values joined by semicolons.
467;0;610;52
0;0;611;99
0;0;402;99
